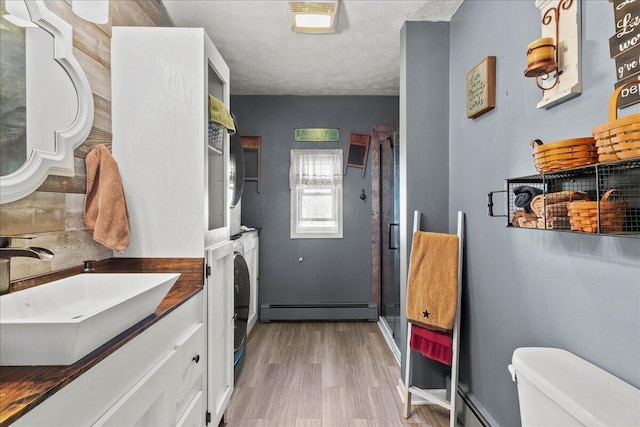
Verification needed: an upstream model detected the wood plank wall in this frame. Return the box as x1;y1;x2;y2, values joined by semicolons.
0;0;161;280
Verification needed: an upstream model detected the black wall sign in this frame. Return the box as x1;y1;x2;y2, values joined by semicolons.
615;47;640;79
609;22;640;58
613;0;640;23
614;75;640;108
613;0;640;108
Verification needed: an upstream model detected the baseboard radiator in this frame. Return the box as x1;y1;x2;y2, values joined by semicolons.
457;384;499;427
260;303;378;322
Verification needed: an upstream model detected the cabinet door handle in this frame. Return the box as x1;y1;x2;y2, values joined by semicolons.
192;354;200;364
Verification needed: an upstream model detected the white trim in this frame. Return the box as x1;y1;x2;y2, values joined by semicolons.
0;0;94;204
289;149;344;239
377;318;401;365
535;0;582;109
290;185;343;239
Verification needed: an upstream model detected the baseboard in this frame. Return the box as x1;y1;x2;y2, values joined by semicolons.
247;312;257;335
260;303;378;322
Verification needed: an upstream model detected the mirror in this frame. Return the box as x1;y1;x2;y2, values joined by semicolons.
0;0;94;204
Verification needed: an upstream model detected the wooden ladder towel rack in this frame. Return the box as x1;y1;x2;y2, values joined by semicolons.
402;210;465;427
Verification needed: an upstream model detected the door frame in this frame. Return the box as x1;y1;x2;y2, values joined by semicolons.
370;124;399;312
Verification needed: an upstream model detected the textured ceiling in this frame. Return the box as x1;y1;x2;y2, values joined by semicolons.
160;1;463;96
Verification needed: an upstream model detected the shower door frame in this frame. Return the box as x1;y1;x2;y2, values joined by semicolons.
371;124;401;363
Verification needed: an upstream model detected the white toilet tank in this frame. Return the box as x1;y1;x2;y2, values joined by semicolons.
508;347;640;426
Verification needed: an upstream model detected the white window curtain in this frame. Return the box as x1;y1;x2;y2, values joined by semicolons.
289;149;343;238
289;149;343;189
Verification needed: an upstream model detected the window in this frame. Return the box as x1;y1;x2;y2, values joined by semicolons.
289;149;343;238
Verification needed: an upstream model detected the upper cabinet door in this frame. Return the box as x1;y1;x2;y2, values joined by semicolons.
111;27;231;257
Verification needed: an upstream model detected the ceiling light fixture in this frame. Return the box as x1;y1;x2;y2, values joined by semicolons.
289;1;338;34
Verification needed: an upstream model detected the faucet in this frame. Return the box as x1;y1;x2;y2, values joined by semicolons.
0;236;54;295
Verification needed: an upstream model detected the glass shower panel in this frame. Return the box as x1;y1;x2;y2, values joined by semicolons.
380;131;401;348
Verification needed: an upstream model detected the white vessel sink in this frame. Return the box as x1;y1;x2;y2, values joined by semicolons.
0;273;180;366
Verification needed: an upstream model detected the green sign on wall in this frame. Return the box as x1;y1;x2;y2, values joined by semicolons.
294;128;340;142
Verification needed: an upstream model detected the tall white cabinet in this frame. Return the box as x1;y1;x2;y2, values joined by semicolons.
112;27;234;426
112;26;231;255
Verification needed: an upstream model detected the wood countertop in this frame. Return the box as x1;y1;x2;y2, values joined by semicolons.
0;258;204;427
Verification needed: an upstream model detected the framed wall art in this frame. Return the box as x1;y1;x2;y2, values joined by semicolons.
344;132;370;177
466;56;496;119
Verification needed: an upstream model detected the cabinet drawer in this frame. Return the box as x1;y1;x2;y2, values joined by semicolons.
175;323;205;417
176;391;204;427
93;349;178;426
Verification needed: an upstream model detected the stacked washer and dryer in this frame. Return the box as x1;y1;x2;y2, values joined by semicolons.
231;234;250;382
228;123;251;382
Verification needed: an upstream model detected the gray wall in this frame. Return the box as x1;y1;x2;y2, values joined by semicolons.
400;21;452;388
231;96;399;311
446;1;640;426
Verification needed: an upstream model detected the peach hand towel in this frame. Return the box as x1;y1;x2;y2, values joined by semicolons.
85;144;129;253
512;210;538;227
407;231;459;332
537;216;570;230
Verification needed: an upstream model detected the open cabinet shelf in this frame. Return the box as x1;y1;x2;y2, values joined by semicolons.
504;159;640;238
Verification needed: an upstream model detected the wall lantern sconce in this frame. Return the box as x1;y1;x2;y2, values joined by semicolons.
525;36;559;89
525;0;582;109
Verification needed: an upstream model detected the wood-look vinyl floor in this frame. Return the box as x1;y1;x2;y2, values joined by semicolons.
220;322;449;427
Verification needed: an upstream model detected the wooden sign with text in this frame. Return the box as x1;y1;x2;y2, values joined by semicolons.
613;0;640;23
609;20;640;58
615;47;640;80
612;0;640;107
466;56;496;119
614;73;640;108
294;128;339;142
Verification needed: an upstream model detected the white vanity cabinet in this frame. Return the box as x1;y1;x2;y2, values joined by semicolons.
12;293;205;427
242;230;259;335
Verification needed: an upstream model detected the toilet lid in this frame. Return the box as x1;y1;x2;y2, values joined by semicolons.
512;347;640;426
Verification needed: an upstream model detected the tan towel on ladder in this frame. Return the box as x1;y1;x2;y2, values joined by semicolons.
85;144;130;253
407;231;459;332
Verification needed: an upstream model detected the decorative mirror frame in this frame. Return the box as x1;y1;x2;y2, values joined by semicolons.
0;0;94;204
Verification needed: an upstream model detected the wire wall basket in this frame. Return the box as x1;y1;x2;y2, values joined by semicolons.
208;120;224;153
503;159;639;236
